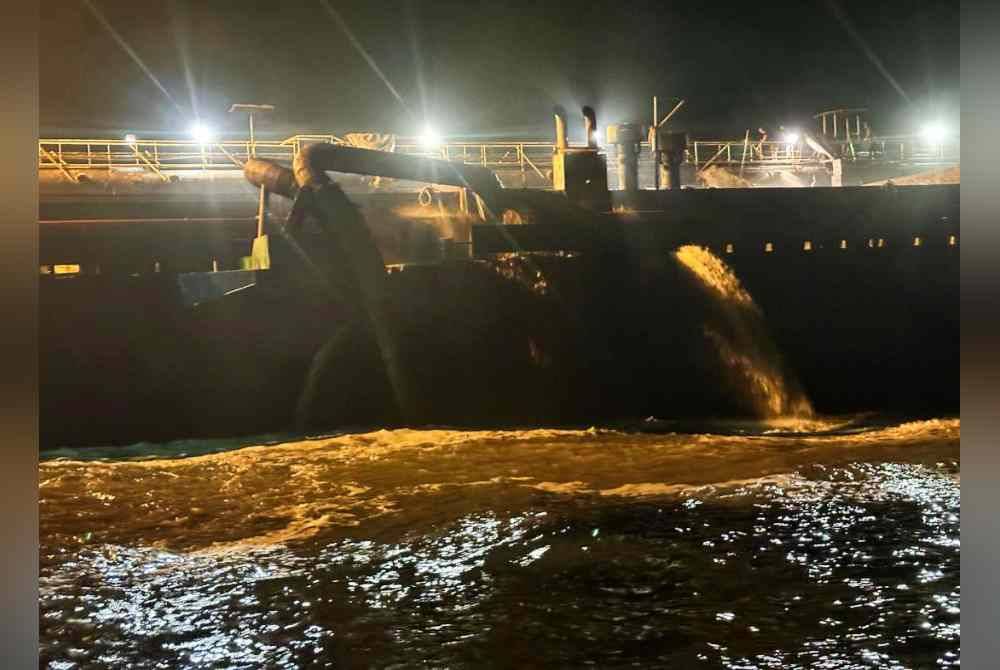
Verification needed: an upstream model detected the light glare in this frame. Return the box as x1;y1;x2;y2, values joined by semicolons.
418;125;441;148
189;122;215;144
920;122;947;144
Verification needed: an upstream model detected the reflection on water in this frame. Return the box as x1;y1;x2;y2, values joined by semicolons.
40;418;958;668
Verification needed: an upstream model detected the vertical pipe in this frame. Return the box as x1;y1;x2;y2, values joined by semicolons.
249;113;256;158
662;132;684;190
582;106;597;149
739;129;749;177
615;124;640;193
257;186;267;238
833;112;838;138
652;96;659;190
553;107;568;151
519;145;527;188
622;143;639;192
667;159;681;190
553;106;568;193
459;187;469;216
251;113;265;241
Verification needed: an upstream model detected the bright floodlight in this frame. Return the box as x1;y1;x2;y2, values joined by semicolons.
920;122;947;144
189;122;214;144
124;133;137;144
783;130;800;144
418;125;441;148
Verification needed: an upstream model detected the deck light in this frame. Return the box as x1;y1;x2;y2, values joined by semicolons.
418;125;441;148
189;122;215;144
920;122;947;144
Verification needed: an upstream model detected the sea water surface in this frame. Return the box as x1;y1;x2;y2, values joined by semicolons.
39;416;959;668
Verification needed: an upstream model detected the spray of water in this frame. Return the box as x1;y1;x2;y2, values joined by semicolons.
674;245;814;419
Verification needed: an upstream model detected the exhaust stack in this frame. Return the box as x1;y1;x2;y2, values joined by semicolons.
657;130;688;190
606;123;642;192
553;106;568;152
550;104;610;211
582;106;598;149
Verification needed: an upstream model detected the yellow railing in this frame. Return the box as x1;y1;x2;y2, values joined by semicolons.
38;136;558;182
689;138;959;169
38;134;958;182
38;139;296;181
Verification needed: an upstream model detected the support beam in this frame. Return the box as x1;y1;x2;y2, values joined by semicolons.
657;99;686;128
38;146;76;182
698;143;730;173
215;143;246;169
128;144;170;182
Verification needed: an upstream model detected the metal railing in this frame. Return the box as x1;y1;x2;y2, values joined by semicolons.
852;136;961;163
39;134;958;182
691;140;808;169
279;135;556;179
687;138;959;171
38;139;296;182
38;136;559;183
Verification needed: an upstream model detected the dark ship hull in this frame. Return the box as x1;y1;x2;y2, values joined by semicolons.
40;182;959;449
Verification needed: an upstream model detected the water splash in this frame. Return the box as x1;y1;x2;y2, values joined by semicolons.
674;245;814;418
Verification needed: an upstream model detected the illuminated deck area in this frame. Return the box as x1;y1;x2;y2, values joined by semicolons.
39;132;959;189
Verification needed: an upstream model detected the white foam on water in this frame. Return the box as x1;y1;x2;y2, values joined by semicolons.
40;419;958;552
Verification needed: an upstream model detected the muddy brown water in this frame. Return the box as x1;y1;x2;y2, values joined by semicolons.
40;417;959;669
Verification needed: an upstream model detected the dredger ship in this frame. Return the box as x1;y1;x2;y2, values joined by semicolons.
39;107;959;448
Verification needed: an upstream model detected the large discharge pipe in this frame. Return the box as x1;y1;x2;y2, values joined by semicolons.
245;150;418;426
248;143;506;213
244;136;612;426
245;141;599;427
248;141;586;227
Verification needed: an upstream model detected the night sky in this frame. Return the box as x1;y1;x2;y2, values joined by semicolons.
40;0;959;140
